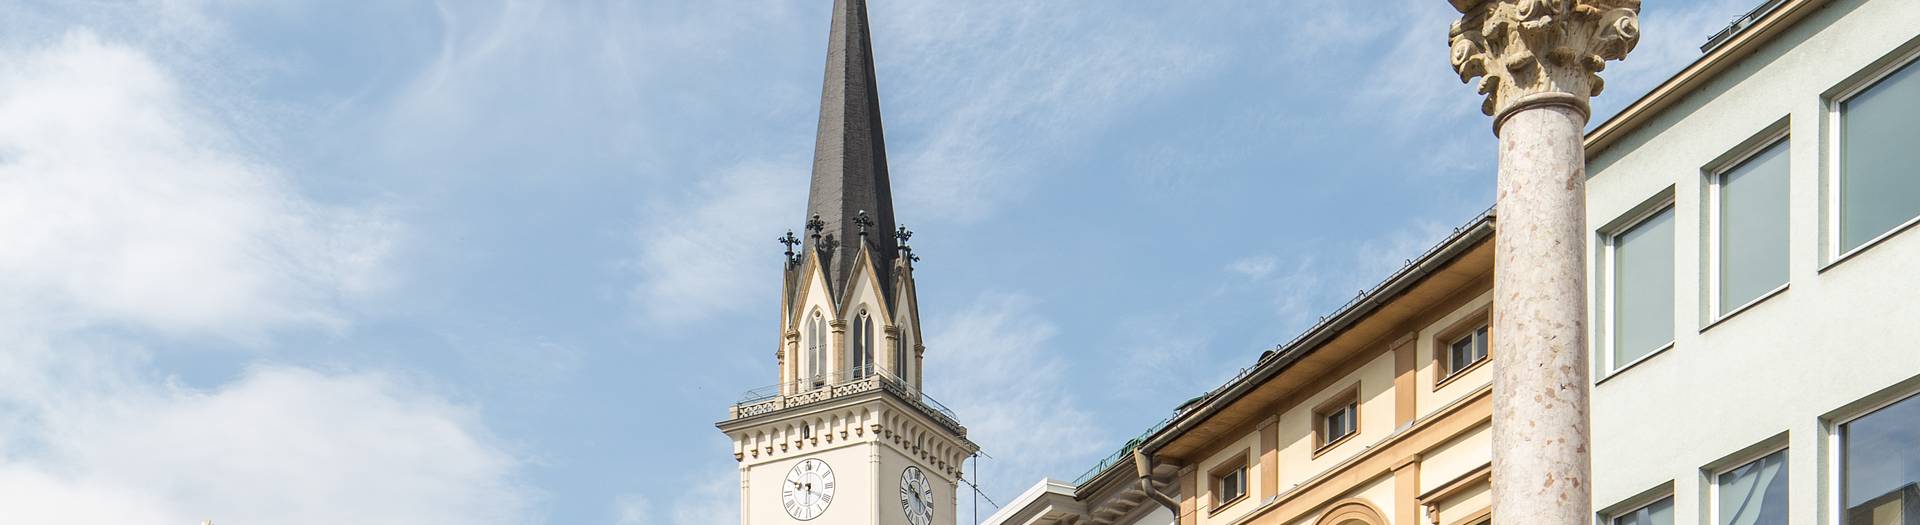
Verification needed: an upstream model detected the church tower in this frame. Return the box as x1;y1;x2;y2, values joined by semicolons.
718;1;976;524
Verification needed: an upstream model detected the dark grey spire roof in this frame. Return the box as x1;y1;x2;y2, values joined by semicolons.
804;0;898;305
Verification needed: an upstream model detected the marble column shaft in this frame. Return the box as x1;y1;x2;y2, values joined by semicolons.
1445;1;1641;523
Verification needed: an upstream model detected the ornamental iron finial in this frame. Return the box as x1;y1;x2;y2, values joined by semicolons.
894;224;919;266
853;210;875;237
805;214;826;240
779;230;801;265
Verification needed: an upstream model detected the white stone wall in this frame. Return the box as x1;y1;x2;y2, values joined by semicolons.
1585;1;1920;523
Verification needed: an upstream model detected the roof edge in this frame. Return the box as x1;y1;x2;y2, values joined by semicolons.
1586;0;1830;156
1141;208;1497;459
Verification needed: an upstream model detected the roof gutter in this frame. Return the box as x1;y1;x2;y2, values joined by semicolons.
1140;210;1496;459
1133;449;1181;514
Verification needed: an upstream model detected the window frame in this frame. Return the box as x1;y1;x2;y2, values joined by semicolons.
1208;451;1251;513
1606;494;1676;525
851;310;874;378
807;310;828;388
1707;445;1790;525
1598;198;1679;378
1825;388;1920;525
1705;130;1792;324
1825;44;1920;265
1313;386;1362;454
1440;323;1491;384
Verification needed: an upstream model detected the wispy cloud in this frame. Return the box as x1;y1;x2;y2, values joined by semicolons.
610;471;737;525
629;159;806;326
1592;0;1757;121
880;1;1222;223
924;292;1103;520
1233;219;1456;336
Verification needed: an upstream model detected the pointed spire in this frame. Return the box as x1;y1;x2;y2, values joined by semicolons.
804;0;899;303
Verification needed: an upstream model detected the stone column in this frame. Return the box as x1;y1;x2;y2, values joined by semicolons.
1444;1;1640;524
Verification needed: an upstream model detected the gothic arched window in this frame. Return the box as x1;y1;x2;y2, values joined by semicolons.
807;312;826;388
852;311;874;378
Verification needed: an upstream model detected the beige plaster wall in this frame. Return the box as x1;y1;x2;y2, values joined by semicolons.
1196;429;1264;525
1415;423;1489;492
1414;291;1494;420
746;442;876;525
1431;483;1490;525
1272;350;1396;492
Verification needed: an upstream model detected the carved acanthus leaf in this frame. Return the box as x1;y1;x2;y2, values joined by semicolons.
1449;0;1641;117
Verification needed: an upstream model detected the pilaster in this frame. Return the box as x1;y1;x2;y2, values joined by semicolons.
1259;416;1279;501
1392;456;1422;525
830;320;849;377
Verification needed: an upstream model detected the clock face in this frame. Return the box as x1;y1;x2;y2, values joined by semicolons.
899;466;935;525
781;458;835;521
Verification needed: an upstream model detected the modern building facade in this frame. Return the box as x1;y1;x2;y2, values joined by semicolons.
716;1;977;524
1583;0;1920;524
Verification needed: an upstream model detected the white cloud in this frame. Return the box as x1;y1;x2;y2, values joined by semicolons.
923;292;1102;520
611;473;737;525
0;359;531;525
0;30;395;342
1227;256;1278;280
0;29;533;525
669;476;739;525
630;160;806;326
614;493;653;525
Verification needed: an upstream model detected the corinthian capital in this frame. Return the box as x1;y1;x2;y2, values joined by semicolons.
1449;0;1641;123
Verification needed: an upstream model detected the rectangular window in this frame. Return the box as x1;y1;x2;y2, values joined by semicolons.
1715;449;1788;525
1841;392;1920;525
1606;205;1676;371
1612;496;1675;525
1446;324;1490;378
1214;465;1247;507
1713;138;1790;317
1319;399;1358;447
1837;55;1920;254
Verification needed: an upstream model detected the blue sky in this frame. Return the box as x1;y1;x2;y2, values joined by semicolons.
0;0;1754;523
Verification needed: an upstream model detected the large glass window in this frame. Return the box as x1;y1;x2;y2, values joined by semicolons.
1613;497;1675;525
1715;139;1791;315
1839;56;1920;253
1716;449;1788;525
1842;393;1920;525
1609;206;1676;370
